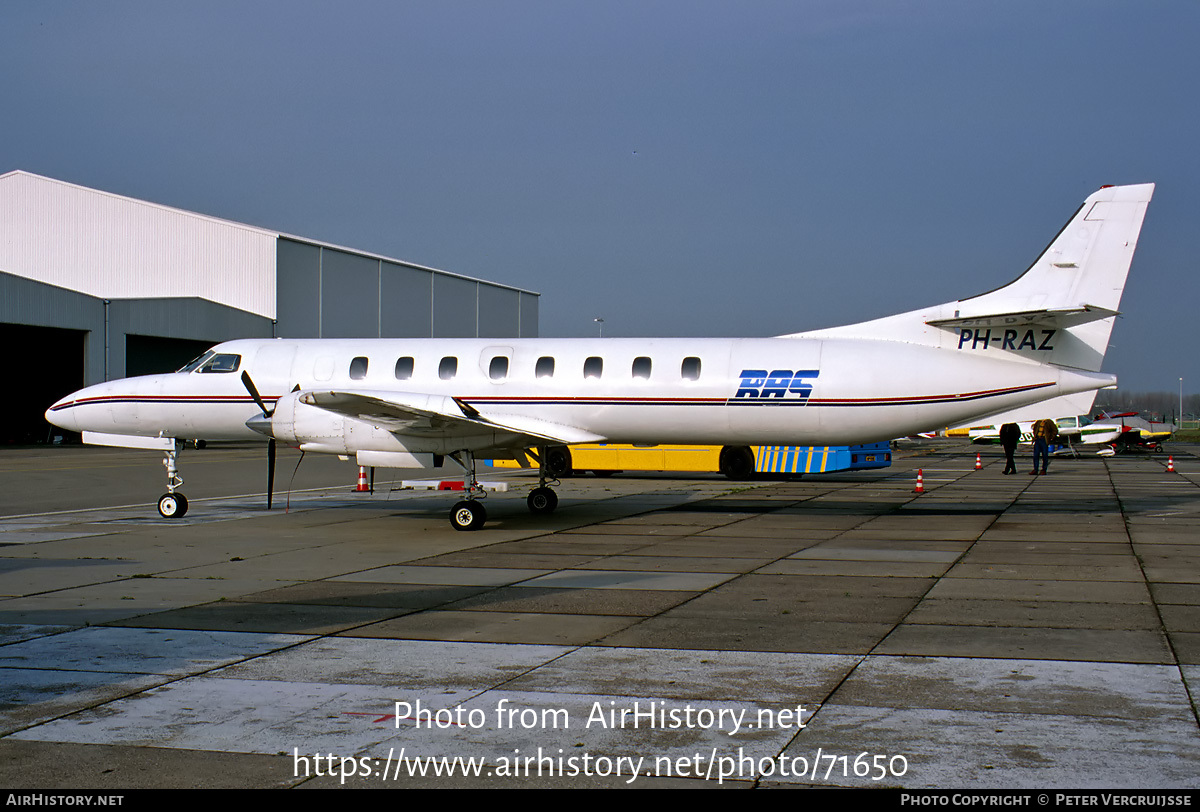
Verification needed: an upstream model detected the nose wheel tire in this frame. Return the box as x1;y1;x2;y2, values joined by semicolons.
158;492;188;519
527;487;558;514
450;500;486;531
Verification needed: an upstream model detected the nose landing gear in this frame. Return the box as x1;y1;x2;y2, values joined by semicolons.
158;449;188;518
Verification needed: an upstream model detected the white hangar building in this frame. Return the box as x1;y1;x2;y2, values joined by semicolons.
0;170;539;443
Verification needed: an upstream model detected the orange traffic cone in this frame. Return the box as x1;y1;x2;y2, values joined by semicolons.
356;466;371;492
975;453;982;470
915;469;924;494
1167;456;1175;473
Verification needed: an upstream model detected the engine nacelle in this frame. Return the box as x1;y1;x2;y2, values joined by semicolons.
251;392;513;455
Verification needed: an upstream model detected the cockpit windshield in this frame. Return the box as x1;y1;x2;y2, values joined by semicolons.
178;352;241;374
178;351;214;373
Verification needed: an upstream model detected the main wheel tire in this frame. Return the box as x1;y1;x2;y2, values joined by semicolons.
527;486;558;514
718;446;755;480
158;492;188;519
450;500;486;531
545;446;573;478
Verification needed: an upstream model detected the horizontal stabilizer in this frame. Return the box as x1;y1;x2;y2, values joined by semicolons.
927;305;1119;331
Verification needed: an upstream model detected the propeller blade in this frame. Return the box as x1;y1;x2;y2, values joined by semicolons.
239;372;278;510
267;438;276;510
240;371;271;416
286;450;305;513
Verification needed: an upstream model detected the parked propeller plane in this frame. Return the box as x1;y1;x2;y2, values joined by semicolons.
967;415;1127;453
46;184;1154;529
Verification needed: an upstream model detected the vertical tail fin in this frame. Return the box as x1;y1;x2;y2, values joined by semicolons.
786;183;1154;372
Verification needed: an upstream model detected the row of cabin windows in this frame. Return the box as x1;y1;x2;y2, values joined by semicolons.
347;355;703;382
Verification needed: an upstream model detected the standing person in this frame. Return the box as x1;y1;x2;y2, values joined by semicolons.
999;422;1020;474
1030;418;1058;475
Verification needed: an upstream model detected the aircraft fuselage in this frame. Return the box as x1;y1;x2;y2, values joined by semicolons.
48;335;1109;454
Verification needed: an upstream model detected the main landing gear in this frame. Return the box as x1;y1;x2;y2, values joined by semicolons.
447;450;489;531
446;447;561;530
527;445;559;515
158;449;188;518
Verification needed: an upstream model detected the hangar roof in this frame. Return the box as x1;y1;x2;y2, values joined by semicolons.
0;171;536;321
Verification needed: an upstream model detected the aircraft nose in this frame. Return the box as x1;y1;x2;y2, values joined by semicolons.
45;393;81;431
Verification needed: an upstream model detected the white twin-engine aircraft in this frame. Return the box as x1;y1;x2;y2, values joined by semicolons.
47;183;1154;529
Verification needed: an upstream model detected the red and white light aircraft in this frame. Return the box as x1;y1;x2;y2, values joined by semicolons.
46;184;1154;529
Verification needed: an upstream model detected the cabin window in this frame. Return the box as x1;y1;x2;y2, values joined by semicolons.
197;353;241;374
349;356;368;380
584;357;603;379
489;356;509;380
394;356;414;380
439;356;458;380
536;356;555;378
632;357;652;379
681;357;701;381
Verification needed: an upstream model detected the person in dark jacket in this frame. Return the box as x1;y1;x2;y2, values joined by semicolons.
999;422;1020;474
1030;418;1058;475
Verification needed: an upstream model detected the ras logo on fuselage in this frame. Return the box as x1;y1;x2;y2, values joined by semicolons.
730;369;819;405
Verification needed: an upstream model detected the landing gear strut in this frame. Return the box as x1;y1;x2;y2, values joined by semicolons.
447;450;488;531
158;448;188;518
444;447;561;529
527;445;559;515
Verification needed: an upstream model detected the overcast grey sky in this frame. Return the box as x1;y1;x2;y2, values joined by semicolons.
3;1;1195;393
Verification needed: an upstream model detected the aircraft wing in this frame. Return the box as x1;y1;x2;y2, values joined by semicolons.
299;390;606;446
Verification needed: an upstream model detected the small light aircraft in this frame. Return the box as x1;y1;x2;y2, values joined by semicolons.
1095;411;1176;452
967;414;1127;454
968;411;1175;455
46;184;1154;529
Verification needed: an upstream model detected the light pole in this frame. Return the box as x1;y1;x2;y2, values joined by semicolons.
594;318;604;338
1181;377;1185;427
